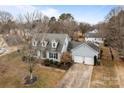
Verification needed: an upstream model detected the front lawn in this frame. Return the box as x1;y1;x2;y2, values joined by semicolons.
0;51;65;88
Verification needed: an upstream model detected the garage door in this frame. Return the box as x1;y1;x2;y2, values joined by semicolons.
84;57;94;65
74;56;84;63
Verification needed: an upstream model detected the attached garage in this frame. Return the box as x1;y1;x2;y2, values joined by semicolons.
73;56;94;65
84;57;94;65
71;41;99;65
73;56;84;63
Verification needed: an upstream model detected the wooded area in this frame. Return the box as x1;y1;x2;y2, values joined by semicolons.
97;7;124;56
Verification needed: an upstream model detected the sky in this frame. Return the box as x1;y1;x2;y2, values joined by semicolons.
0;5;118;24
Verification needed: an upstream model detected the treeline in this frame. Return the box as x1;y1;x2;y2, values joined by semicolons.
0;11;93;39
97;7;124;56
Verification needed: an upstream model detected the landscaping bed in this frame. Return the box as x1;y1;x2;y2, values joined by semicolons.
40;59;73;70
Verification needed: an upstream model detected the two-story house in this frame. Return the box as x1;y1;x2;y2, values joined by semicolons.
32;33;70;62
32;33;100;65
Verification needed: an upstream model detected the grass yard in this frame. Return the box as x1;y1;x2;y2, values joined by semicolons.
90;46;120;88
0;51;65;88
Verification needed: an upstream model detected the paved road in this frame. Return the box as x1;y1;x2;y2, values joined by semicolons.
57;64;93;88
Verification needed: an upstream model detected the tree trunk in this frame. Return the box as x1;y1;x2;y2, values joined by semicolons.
29;57;33;80
30;72;33;80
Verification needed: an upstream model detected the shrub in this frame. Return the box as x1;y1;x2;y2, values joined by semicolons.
44;59;50;66
49;60;53;64
61;52;72;66
44;59;49;62
17;49;20;53
22;56;27;62
53;61;59;65
97;60;100;65
99;49;103;59
30;57;35;62
94;56;97;66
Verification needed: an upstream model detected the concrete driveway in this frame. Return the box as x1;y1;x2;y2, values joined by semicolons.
57;64;93;88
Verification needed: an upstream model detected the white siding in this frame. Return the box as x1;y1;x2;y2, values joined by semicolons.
37;50;41;58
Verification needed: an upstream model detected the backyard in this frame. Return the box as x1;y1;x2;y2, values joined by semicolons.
0;51;65;88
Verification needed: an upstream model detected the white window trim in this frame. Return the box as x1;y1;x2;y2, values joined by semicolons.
41;40;48;47
52;40;58;48
49;52;58;59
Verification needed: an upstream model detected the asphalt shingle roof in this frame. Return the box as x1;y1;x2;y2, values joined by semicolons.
33;33;68;52
86;41;99;52
70;41;99;52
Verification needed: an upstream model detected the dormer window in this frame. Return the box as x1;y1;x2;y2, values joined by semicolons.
52;40;58;48
52;42;57;48
32;39;37;47
41;40;48;47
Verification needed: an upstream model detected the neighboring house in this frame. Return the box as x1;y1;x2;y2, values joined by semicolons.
32;33;70;62
71;41;100;65
88;29;98;33
85;29;104;44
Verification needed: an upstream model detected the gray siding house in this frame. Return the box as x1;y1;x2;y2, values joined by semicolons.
32;33;70;62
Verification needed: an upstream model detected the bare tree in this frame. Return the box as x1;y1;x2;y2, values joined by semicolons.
0;11;14;34
18;11;46;83
61;52;73;66
0;11;13;24
100;6;124;56
79;22;93;34
17;10;52;84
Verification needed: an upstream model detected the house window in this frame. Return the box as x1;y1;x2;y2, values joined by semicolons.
49;52;58;59
33;40;37;46
51;40;58;48
41;41;48;47
53;43;56;48
37;50;40;57
42;42;45;47
49;53;53;58
54;53;58;59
